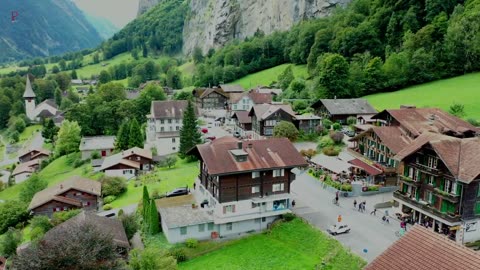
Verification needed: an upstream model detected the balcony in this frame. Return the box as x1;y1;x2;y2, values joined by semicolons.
411;163;442;176
398;175;421;187
393;191;461;223
433;188;460;203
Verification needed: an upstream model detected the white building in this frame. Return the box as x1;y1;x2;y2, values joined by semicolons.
99;147;153;179
24;75;62;123
79;136;116;160
229;90;273;112
145;100;188;156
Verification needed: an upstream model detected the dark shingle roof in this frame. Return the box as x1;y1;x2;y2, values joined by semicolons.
219;84;244;93
249;104;296;120
232;111;251;124
312;99;377;115
365;225;480;270
23;75;36;98
151;100;188;119
79;136;116;151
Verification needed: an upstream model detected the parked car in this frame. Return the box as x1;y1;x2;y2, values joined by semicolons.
166;187;189;197
233;131;241;138
327;223;350;235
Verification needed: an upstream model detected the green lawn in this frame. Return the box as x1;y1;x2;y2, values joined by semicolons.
179;218;366;270
19;125;42;143
365;72;480;120
110;159;198;208
231;64;308;89
0;155;100;202
0;65;28;75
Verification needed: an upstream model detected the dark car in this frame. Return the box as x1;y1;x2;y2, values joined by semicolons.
166;187;189;197
233;131;241;138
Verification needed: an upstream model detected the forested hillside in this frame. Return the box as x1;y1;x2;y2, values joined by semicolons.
194;0;479;100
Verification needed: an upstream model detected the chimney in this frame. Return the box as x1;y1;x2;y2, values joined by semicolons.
237;141;243;150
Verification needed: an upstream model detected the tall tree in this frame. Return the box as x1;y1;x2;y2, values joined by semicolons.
136;83;166;118
273;121;299;141
318;53;350;98
148;199;160;235
128;119;144;148
115;120;130;150
98;70;112;84
42;118;59;143
278;65;294;90
71;70;78;79
54;120;81;156
179;101;201;159
54;87;62;107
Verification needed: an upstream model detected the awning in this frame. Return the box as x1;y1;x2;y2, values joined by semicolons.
349;159;383;176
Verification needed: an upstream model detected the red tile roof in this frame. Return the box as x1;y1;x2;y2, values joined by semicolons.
232;111;251;124
349;159;383;176
365;225;480;270
191;137;308;175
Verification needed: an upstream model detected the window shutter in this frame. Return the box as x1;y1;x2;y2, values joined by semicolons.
232;205;236;213
223;206;226;214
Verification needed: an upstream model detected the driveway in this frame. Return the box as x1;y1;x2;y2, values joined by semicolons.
199;117;231;139
291;170;405;263
97;203;137;217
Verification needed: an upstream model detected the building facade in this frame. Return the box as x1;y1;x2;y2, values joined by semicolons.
99;147;153;179
311;98;377;124
192;88;229;109
79;136;116;160
249;104;296;138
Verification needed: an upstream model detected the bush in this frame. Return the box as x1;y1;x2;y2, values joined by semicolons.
51;209;81;226
100;176;127;197
282;213;295;221
0;228;22;257
347;116;357;125
72;158;85;168
318;136;334;148
120;213;138;240
103;195;117;204
322;119;332;130
29;215;53;234
367;186;380;192
332;123;341;131
185;238;199;248
341;184;353;192
103;204;112;211
170;247;187;262
0;201;29;234
322;146;340;156
90;151;101;159
329;131;344;144
30;226;46;242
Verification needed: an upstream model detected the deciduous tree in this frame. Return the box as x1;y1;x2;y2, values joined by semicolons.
55;120;81;156
273;121;299;141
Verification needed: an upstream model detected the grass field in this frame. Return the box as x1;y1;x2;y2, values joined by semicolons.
19;125;42;143
0;154;100;202
231;64;308;89
110;159;197;208
179;218;366;270
365;72;480;120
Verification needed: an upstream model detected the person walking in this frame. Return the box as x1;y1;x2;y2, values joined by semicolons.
370;208;377;215
362;201;367;212
353;199;357;209
358;201;362;212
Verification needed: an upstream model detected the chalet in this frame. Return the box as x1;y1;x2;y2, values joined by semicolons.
43;211;130;254
231;111;252;137
294;114;321;134
365;225;480;270
11;159;40;183
229;91;272;112
392;133;480;244
18;148;50;163
249;103;296;139
311;98;377;124
99;147;153;179
145;100;188;156
28;176;101;217
157;137;307;243
192;88;229;109
79;136;116;160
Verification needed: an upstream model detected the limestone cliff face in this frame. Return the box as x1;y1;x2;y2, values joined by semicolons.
137;0;351;55
137;0;164;16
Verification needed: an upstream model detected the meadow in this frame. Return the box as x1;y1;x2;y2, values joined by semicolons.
231;64;308;89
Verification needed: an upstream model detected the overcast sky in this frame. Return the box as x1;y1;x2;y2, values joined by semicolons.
74;0;140;28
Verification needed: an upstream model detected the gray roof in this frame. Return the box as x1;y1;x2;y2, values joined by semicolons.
100;147;152;171
126;90;141;100
151;100;188;119
312;99;377;115
91;159;104;167
159;205;213;229
219;84;244;93
249;104;296;120
79;136;116;151
295;114;321;120
23;75;36;98
310;154;352;174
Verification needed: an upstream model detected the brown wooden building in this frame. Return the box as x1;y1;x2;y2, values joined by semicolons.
192;88;229;109
231;111;252;135
99;147;153;178
18;148;51;163
28;176;101;217
249;104;296;138
311;98;377;124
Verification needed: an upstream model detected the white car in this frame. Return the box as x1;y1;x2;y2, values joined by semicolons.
327;223;350;235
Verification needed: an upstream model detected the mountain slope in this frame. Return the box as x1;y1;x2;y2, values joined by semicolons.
83;13;119;40
0;0;103;62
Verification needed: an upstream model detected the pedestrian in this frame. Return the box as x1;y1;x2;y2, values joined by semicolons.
370;208;377;215
363;201;366;211
292;200;296;207
358;202;362;212
353;199;357;209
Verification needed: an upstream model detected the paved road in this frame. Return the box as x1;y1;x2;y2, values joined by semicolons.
291;170;406;263
97;203;137;217
199;117;231;139
0;135;16;167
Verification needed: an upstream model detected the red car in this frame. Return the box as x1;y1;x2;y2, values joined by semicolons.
206;136;216;141
201;128;208;134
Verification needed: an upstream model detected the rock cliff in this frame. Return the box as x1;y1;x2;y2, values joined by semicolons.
137;0;351;55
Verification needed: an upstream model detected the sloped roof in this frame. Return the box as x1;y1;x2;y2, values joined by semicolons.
190;137;308;175
254;87;282;95
159;204;213;229
219;84;244;93
43;211;130;248
365;225;480;270
79;136;116;151
311;99;377;115
151;100;188;119
352;126;413;154
394;133;480;184
100;147;152;171
18;148;51;160
12;159;40;176
373;108;478;137
349;158;382;176
232;111;251;124
23;75;36;98
311;154;352;174
249;92;272;104
249;104;296;120
28;176;101;210
37;99;59;109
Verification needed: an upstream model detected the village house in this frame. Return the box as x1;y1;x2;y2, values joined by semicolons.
294;114;321;134
28;176;101;217
11;159;41;184
192;88;229;110
145;100;188;156
24;75;62;123
18;148;50;163
249;103;296;139
79;136;116;160
365;225;480;270
229;90;272;112
43;211;130;255
231;111;252;137
392;132;480;244
311;98;377;124
219;84;245;94
158;137;307;243
71;79;83;85
99;147;153;179
254;86;282;97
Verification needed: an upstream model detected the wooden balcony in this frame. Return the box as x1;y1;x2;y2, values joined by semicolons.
393;191;461;223
411;163;442;176
398;175;421;187
433;188;460;203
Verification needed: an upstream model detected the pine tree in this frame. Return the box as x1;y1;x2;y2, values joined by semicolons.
128;119;144;148
148;199;160;235
115;121;130;150
54;87;62;106
142;186;149;219
42;118;59;143
179;101;201;159
71;70;78;79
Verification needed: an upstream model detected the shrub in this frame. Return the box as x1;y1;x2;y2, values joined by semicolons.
347;116;357;125
322;146;340;156
0;201;29;234
332;123;341;131
100;176;127;197
51;209;81;226
170;247;187;262
367;186;380;192
120;213;138;240
103;195;117;204
72;158;85;168
185;238;199;248
341;184;353;192
282;213;295;221
30;216;53;234
103;204;112;211
322;119;332;130
329;131;344;144
318;136;334;148
0;228;22;257
90;151;101;159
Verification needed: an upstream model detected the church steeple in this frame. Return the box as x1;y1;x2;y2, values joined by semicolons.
23;75;36;98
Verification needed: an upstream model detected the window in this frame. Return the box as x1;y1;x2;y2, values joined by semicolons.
168;119;172;124
425;191;433;204
265;120;276;126
252;186;260;194
427;156;438;168
176;126;180;131
223;205;235;214
226;223;232;231
172;138;176;143
261;217;266;222
445;180;453;193
198;224;205;232
428;175;435;186
208;223;214;231
273;169;284;177
180;227;187;235
272;183;285;192
252;171;260;179
160;120;164;124
161;127;164;132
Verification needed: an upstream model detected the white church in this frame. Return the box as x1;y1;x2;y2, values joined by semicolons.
24;75;64;125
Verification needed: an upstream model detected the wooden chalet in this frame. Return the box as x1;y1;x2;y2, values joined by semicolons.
311;98;377;124
192;88;229;109
248;103;296;138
